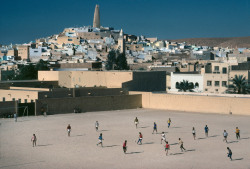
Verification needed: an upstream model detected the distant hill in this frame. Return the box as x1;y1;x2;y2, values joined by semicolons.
171;36;250;48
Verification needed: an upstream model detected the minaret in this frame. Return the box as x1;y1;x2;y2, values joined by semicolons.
93;5;100;28
118;29;125;53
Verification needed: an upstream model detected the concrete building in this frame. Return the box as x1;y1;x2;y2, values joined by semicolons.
203;62;229;94
170;72;204;92
17;45;29;60
93;4;100;28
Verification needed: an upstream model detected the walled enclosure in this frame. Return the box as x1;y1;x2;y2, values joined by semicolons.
130;92;250;115
36;94;142;115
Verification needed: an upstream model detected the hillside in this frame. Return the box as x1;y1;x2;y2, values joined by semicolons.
171;36;250;48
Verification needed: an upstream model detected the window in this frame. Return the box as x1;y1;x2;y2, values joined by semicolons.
207;81;212;86
24;99;27;103
3;97;5;102
205;89;208;91
215;81;220;86
18;99;21;103
12;98;15;101
214;66;219;71
68;39;73;41
31;100;34;103
222;67;227;74
222;81;227;87
215;89;219;92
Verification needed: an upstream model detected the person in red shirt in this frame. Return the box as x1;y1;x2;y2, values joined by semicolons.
165;141;170;156
123;140;127;154
137;132;143;145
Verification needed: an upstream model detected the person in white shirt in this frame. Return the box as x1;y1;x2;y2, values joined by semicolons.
223;130;228;143
161;132;166;144
95;121;99;131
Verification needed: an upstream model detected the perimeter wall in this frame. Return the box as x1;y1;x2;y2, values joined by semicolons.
129;92;250;115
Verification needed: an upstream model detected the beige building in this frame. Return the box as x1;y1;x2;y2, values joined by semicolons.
203;62;229;94
17;45;29;60
57;35;80;45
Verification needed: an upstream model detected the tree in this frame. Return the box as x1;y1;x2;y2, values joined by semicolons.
105;50;117;70
176;80;194;92
115;52;129;70
14;59;49;80
105;50;129;70
227;75;250;94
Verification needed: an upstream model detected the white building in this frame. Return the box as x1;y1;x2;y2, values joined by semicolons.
170;72;204;92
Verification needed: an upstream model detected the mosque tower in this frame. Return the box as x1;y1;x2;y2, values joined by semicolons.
93;4;100;28
118;29;125;54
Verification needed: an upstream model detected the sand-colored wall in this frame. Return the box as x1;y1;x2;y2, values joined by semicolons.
38;71;59;81
0;90;38;103
58;71;133;88
130;91;250;115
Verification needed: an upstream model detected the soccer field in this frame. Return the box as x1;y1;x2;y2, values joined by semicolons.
0;109;250;169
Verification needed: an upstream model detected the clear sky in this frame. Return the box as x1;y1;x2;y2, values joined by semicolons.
0;0;250;45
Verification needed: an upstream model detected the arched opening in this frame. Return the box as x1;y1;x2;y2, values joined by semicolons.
195;82;199;88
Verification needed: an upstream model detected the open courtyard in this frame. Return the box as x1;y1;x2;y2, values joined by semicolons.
0;109;250;169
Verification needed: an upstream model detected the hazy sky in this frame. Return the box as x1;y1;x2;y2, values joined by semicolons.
0;0;250;45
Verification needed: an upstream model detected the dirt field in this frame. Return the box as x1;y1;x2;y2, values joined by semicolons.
0;109;250;169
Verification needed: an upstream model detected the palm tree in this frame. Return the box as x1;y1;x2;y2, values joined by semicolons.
227;75;250;94
176;80;194;92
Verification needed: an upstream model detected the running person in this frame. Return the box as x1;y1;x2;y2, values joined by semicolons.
97;133;104;147
192;127;196;140
137;132;143;145
67;124;71;137
223;130;228;143
95;121;99;131
204;125;209;137
31;134;37;147
235;127;240;139
152;122;157;134
227;147;232;160
179;138;186;152
167;118;171;128
123;140;127;154
134;117;139;128
161;132;166;144
165;141;170;156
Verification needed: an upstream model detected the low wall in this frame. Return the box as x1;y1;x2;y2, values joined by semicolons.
0;101;17;115
36;94;142;115
130;92;250;115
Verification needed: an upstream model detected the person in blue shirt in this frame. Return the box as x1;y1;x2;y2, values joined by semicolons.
152;122;157;134
97;133;104;147
204;125;209;137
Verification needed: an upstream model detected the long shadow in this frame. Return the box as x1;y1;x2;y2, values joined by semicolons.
232;158;244;161
99;130;109;132
143;142;154;145
197;137;206;140
138;126;149;129
71;135;83;137
37;144;53;147
170;143;178;145
171;127;181;129
227;141;238;144
0;161;45;168
170;153;184;156
186;149;196;152
103;145;119;148
240;137;250;140
126;151;143;154
209;135;219;138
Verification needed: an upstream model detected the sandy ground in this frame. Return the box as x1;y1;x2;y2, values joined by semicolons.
0;108;250;169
